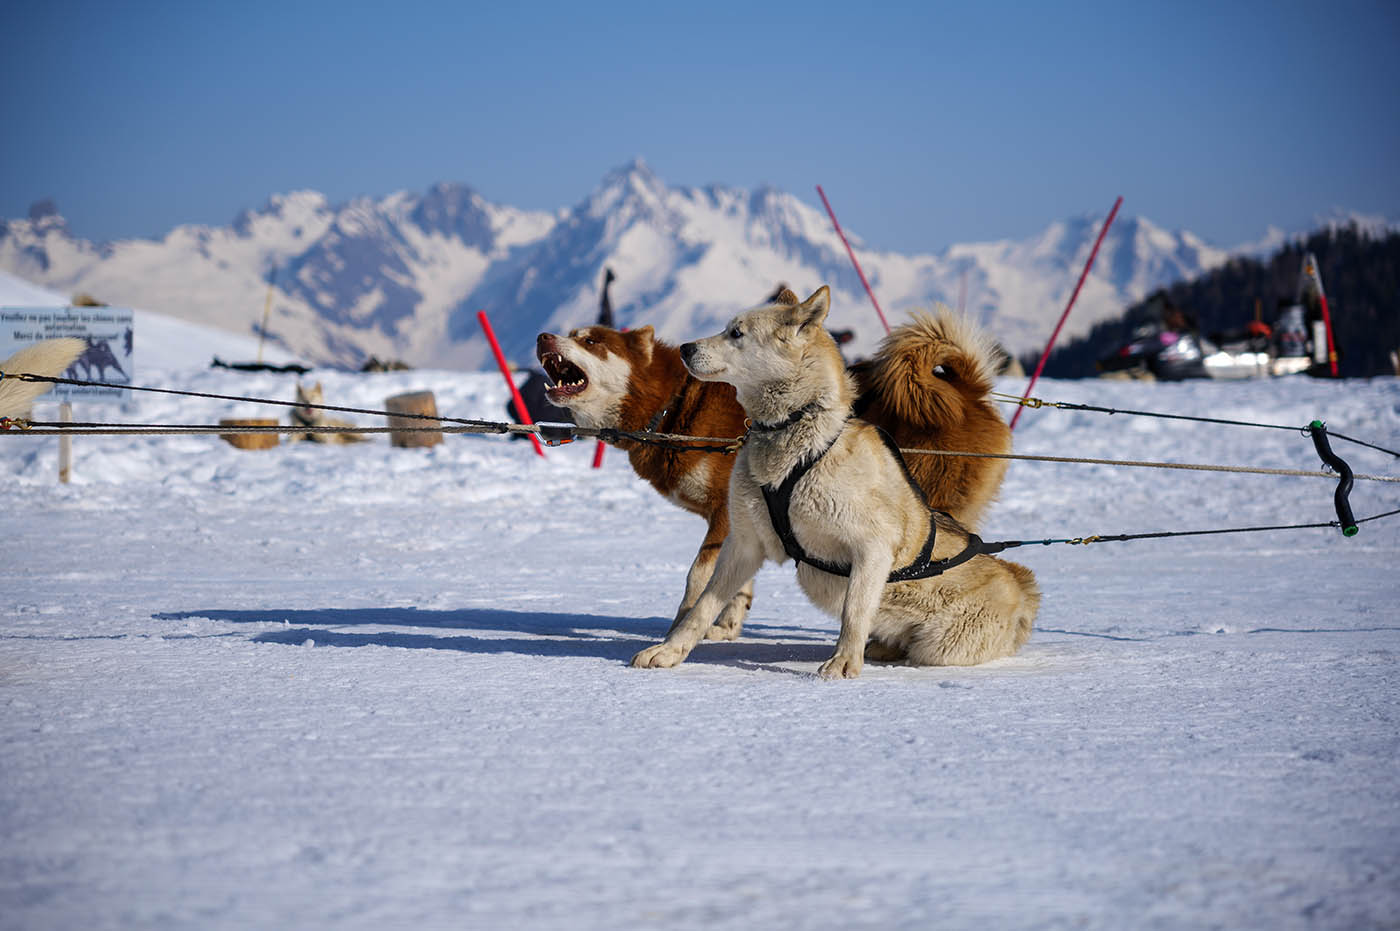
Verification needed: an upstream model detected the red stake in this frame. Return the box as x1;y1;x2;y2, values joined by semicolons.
1302;254;1340;377
816;185;891;334
478;309;545;458
1317;291;1339;377
1011;196;1123;430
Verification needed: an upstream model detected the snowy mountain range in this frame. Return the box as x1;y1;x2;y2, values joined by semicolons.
1;160;1386;369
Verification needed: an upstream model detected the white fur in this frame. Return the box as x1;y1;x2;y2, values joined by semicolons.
543;341;633;428
0;338;86;418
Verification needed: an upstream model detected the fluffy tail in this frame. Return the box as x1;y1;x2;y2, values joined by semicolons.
0;338;85;418
865;306;1002;428
1003;560;1041;653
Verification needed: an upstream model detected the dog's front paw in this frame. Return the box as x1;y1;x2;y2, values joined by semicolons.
818;652;864;679
631;641;689;669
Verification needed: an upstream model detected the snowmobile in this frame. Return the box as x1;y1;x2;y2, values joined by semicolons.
1097;323;1211;380
1097;319;1311;381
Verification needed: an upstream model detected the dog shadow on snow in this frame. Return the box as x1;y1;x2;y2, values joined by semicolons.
153;607;835;669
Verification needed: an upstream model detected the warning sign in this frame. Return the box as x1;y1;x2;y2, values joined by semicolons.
0;307;134;403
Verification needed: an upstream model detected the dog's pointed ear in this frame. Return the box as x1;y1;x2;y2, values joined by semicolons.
771;286;800;306
629;325;655;362
794;286;830;331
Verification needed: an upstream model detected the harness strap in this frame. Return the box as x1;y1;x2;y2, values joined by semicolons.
644;383;689;434
758;421;991;582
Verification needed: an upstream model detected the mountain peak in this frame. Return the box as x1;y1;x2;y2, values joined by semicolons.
411;182;494;247
23;198;67;235
28;199;60;222
598;158;663;195
583;158;672;224
611;156;655;180
231;191;331;236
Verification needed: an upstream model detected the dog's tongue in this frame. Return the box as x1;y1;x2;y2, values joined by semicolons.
541;352;588;397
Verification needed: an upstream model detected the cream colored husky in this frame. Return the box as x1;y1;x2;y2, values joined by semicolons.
0;338;85;418
630;287;1039;679
288;382;368;443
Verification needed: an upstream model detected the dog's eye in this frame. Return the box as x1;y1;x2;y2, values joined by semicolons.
933;364;948;377
582;336;597;345
728;325;743;340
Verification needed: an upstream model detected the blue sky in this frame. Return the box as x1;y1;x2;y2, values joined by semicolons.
3;0;1397;253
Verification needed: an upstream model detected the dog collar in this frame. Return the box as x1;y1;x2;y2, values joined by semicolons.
750;401;827;433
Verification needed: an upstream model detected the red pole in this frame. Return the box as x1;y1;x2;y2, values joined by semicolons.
1300;253;1339;377
1010;196;1123;430
1317;292;1338;377
477;309;546;458
815;185;891;334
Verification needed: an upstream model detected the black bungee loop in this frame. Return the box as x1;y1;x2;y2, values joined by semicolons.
1308;420;1359;537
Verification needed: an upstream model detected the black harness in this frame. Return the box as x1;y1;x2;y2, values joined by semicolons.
755;411;999;583
644;385;687;434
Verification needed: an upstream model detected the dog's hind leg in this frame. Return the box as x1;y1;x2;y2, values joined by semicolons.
905;560;1039;666
864;637;907;663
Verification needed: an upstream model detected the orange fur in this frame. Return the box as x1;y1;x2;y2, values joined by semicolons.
855;309;1011;529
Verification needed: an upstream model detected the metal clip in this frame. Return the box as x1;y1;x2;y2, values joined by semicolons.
536;423;577;447
725;419;752;454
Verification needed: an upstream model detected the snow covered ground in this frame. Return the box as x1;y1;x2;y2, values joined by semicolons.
2;325;1398;928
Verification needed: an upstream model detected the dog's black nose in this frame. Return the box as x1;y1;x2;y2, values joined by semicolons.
680;342;697;362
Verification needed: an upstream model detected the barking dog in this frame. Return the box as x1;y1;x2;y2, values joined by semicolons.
536;288;1012;641
0;338;86;419
537;325;757;639
631;287;1040;678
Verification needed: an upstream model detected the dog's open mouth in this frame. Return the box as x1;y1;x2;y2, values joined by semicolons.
540;352;589;400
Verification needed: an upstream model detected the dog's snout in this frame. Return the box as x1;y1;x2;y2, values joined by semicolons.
536;333;556;354
680;342;697;363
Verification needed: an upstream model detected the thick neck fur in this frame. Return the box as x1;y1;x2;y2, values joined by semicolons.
738;342;856;487
616;341;690;436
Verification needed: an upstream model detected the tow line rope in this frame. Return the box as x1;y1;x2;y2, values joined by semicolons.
0;371;510;432
3;370;1397;541
990;391;1400;459
991;506;1400;549
7;417;1396;485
